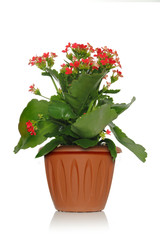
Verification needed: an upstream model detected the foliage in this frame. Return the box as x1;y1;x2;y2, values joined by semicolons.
14;43;147;162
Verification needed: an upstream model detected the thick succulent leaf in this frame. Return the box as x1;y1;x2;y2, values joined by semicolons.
64;72;104;113
63;93;80;111
48;101;77;120
14;120;60;153
46;69;68;93
74;138;99;148
111;97;136;115
13;99;60;153
100;138;117;161
109;122;147;162
50;95;64;102
18;99;49;136
46;68;59;82
35;137;64;158
71;104;118;138
59;125;79;138
98;95;113;106
102;89;121;94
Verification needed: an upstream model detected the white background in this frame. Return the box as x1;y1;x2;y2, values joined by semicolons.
0;0;160;239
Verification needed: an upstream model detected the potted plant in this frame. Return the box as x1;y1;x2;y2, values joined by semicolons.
14;42;147;212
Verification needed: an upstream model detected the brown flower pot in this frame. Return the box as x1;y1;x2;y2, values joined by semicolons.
44;145;121;212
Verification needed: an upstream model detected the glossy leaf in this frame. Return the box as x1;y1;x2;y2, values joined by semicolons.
14;120;60;153
74;138;99;148
18;99;49;136
59;125;79;138
71;104;118;138
64;72;104;113
48;101;77;120
111;97;136;115
101;89;120;94
109;122;147;162
35;137;64;158
13;99;61;153
100;138;117;161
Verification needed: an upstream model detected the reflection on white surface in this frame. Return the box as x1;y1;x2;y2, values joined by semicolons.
50;211;109;232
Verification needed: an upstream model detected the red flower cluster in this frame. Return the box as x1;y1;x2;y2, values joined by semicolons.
62;42;90;53
65;67;73;75
113;69;123;77
70;61;80;68
60;43;123;78
29;84;35;93
26;121;36;135
28;84;41;95
28;52;57;66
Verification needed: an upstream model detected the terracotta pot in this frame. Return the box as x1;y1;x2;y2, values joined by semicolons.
44;145;121;212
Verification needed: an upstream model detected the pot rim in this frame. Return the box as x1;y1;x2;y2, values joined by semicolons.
50;145;122;153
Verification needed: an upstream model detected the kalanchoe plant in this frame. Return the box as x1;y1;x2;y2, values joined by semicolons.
14;43;147;162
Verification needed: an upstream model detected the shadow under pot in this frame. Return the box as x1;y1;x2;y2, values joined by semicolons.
44;145;121;212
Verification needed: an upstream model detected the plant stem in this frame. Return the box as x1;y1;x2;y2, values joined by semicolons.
87;100;95;113
40;94;50;100
50;75;59;93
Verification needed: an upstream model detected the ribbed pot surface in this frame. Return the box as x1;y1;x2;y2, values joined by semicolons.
44;145;121;212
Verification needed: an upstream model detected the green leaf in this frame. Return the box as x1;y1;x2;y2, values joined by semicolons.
111;97;136;115
50;95;64;102
102;89;121;94
64;72;104;113
109;122;147;162
14;138;23;154
13;99;60;153
46;69;68;93
48;101;76;120
46;68;59;82
71;104;118;138
42;72;50;77
35;137;63;158
74;138;99;148
18;99;49;136
100;138;117;161
59;125;79;138
14;120;60;153
98;95;113;106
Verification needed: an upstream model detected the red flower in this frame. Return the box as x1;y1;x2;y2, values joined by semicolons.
62;48;68;53
26;120;32;128
98;53;107;59
70;63;74;67
32;56;37;61
72;43;78;49
43;52;49;58
116;70;123;77
106;129;111;135
37;57;42;63
29;84;35;92
107;49;113;54
66;42;71;48
109;58;116;65
79;44;87;49
61;64;66;67
82;58;90;64
100;58;109;65
92;66;99;70
74;61;80;68
70;61;80;68
96;48;102;54
51;52;57;57
26;121;36;135
65;67;72;75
